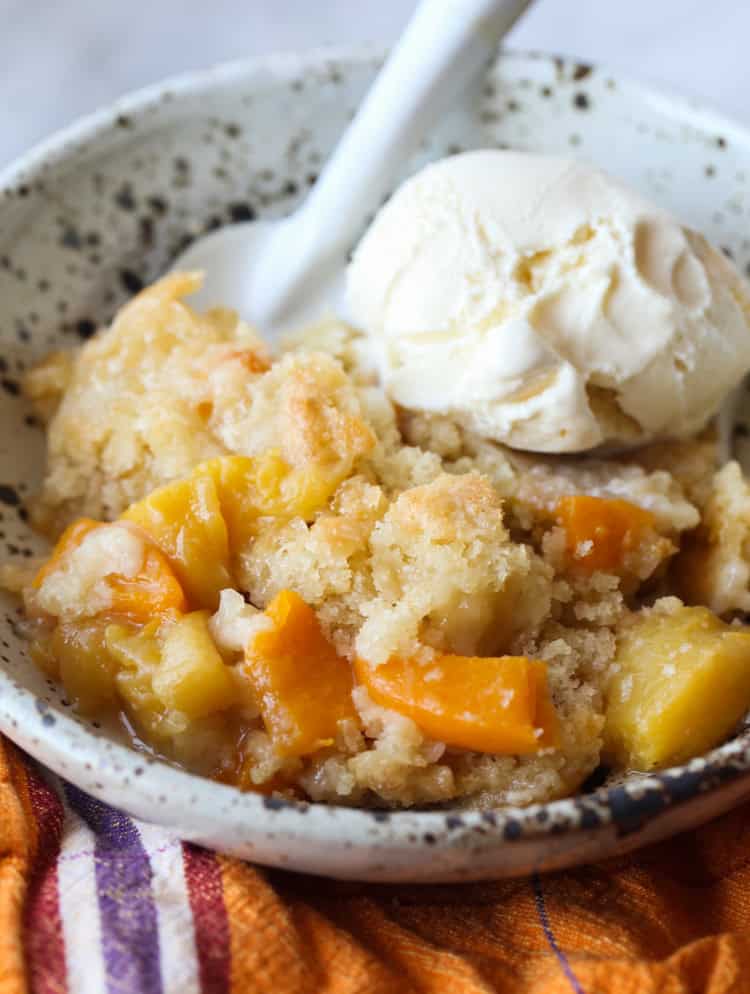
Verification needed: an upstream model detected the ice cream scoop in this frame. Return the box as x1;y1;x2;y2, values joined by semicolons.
347;149;750;453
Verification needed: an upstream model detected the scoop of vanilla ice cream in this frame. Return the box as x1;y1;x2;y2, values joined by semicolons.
347;150;750;452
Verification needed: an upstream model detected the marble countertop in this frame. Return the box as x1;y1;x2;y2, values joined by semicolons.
1;0;749;168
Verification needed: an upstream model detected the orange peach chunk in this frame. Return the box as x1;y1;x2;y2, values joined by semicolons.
555;495;656;574
244;589;357;757
355;654;559;754
34;518;186;621
106;544;186;620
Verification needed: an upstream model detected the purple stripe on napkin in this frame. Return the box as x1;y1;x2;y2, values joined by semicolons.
65;785;163;994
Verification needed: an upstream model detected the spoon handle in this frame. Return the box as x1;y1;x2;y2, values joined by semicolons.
253;0;534;325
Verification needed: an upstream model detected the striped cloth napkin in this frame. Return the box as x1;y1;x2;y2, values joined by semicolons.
3;734;750;994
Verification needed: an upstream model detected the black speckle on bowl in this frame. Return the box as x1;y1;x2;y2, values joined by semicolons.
138;217;155;248
228;202;256;223
173;157;191;175
60;226;83;250
575;804;601;831
0;485;20;508
607;785;667;836
119;269;145;294
1;379;20;397
263;795;296;813
75;318;97;339
503;820;522;841
114;184;137;211
147;195;169;216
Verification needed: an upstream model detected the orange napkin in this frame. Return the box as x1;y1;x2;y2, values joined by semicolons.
4;733;750;994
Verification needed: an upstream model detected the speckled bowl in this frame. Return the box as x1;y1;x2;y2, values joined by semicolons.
3;46;750;882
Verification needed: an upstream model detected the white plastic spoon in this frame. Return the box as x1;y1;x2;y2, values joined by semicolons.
175;0;534;332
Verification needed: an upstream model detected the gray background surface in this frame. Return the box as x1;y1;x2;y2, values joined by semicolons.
1;0;748;167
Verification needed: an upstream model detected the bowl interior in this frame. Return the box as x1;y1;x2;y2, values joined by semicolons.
2;47;750;879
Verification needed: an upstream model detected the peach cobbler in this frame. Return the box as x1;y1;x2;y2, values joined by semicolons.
3;266;750;810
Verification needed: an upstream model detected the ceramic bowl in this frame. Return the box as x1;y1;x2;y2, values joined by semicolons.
2;46;750;883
